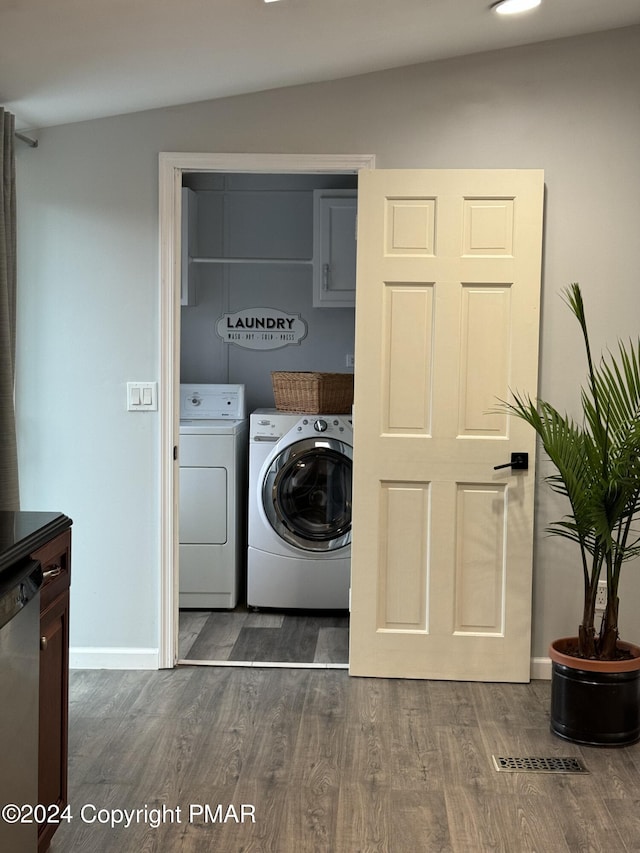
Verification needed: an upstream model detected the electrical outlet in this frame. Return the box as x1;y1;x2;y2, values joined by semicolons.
345;354;354;369
595;581;607;611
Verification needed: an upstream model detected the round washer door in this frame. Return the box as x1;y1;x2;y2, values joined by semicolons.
262;437;352;552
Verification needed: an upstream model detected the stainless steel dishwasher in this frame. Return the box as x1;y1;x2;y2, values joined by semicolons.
0;558;43;853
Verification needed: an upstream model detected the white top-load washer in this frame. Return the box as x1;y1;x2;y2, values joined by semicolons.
247;408;352;610
179;384;247;609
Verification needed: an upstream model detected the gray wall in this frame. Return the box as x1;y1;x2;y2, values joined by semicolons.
14;25;640;664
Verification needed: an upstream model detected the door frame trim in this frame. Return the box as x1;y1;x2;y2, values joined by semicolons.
158;152;376;668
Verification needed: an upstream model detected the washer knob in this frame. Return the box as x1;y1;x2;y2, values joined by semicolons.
314;418;328;433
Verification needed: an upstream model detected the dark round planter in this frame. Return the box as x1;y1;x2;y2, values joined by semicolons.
549;638;640;747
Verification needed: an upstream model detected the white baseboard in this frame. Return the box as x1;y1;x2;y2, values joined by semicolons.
69;648;553;678
531;656;552;680
70;647;159;670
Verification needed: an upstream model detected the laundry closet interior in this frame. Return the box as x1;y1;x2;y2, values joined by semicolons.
178;170;357;667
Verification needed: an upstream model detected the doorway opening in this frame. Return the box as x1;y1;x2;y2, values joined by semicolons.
158;153;376;669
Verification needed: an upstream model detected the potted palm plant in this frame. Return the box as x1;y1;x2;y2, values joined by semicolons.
503;283;640;746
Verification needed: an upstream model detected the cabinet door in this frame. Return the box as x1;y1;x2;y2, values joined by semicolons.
179;466;228;544
181;187;197;306
38;591;69;853
313;190;357;307
33;529;71;853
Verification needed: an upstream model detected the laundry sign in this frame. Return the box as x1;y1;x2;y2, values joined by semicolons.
216;308;308;350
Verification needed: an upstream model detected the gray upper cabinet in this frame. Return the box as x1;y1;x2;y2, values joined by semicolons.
313;190;357;308
181;181;358;311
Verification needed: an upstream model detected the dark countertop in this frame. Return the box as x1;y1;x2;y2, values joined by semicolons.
0;511;73;576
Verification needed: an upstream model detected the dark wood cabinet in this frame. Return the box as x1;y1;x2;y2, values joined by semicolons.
32;529;71;853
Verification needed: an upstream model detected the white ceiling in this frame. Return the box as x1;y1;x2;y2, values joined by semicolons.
3;0;640;131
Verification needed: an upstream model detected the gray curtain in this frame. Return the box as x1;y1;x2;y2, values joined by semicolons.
0;107;19;510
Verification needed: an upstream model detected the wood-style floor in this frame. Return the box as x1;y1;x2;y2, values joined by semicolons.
50;667;640;852
179;608;349;665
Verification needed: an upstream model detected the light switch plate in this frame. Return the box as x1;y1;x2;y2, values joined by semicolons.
127;381;158;411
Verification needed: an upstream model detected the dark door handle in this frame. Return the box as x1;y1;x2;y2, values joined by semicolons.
494;452;528;471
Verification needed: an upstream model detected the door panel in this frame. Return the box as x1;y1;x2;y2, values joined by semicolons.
454;483;506;634
385;285;434;432
350;169;544;682
458;286;510;436
378;481;430;630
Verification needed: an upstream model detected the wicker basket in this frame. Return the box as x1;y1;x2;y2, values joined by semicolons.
271;371;354;414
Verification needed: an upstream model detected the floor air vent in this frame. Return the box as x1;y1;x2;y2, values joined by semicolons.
492;755;589;774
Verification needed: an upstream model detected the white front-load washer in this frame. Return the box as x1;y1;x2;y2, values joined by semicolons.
247;408;352;610
179;384;247;609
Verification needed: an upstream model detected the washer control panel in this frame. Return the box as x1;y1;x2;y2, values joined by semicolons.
294;417;351;437
250;409;352;441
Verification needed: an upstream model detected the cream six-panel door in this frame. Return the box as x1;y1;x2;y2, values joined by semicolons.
349;170;544;682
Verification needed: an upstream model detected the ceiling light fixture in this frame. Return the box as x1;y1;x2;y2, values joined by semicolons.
492;0;541;15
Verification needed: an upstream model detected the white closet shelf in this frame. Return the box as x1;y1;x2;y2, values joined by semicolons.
191;257;312;265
